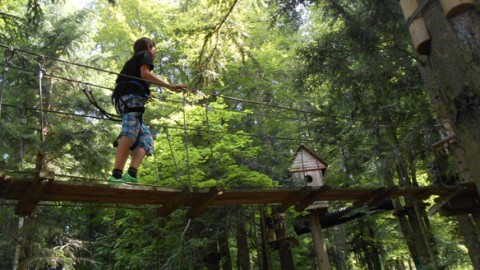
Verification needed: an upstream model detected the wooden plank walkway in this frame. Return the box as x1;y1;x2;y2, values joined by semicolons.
0;173;476;217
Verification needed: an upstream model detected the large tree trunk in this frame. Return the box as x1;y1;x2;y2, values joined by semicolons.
432;150;480;268
415;1;480;194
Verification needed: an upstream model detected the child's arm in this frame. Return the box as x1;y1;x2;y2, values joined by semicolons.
140;64;187;93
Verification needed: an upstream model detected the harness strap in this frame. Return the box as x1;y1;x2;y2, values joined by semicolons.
112;88;146;150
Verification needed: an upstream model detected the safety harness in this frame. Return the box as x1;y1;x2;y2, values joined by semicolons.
112;80;150;150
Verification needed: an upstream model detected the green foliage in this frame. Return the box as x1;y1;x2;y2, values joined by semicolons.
0;0;476;269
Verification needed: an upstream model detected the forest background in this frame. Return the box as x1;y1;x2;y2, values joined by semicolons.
1;0;479;269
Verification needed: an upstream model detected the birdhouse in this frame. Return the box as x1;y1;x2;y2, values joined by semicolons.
290;145;329;210
290;145;328;188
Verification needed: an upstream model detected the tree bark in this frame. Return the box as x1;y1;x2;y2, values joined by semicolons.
273;212;296;270
219;229;232;270
456;214;480;269
332;223;349;270
259;208;272;270
416;1;480;195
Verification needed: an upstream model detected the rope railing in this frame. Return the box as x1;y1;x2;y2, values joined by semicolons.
0;43;405;126
0;44;411;191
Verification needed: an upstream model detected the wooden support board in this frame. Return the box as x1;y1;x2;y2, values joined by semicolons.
0;176;477;217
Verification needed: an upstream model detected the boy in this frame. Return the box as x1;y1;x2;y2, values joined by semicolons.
108;37;187;183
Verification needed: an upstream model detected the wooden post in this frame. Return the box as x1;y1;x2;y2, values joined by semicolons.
309;210;331;270
439;0;475;18
400;0;431;55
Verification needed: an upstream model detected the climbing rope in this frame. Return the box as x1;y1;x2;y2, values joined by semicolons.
80;82;121;122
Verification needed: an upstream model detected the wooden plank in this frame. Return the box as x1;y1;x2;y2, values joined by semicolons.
428;190;460;216
15;177;53;216
295;187;328;212
276;186;312;212
157;187;193;217
186;185;224;218
1;176;478;216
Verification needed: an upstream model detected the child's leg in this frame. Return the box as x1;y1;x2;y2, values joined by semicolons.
130;147;146;169
114;136;134;170
126;123;153;178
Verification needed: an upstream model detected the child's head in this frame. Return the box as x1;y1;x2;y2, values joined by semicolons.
133;37;155;53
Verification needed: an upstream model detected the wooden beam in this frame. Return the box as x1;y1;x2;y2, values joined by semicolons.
428;190;460;215
276;186;312;212
352;188;390;207
186;185;224;218
295;187;328;212
431;134;456;149
15;171;53;216
157;187;192;217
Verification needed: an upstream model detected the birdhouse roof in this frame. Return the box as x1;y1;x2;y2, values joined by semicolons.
291;144;328;173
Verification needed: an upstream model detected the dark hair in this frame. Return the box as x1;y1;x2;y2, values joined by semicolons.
133;37;155;53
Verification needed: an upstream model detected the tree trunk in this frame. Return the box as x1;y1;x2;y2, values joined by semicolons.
356;220;382;270
374;115;426;269
219;229;232;270
332;223;349;270
415;1;480;195
12;217;24;270
273;212;296;270
259;208;272;270
432;150;480;268
456;214;480;269
236;208;251;270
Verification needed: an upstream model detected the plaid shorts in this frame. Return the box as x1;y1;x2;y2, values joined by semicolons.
118;94;154;156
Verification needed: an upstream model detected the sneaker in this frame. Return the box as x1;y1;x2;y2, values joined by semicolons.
122;172;138;184
107;176;123;184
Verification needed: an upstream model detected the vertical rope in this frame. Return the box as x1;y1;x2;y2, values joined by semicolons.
0;47;14;118
296;112;307;186
182;92;192;187
18;107;25;170
303;111;314;150
204;99;219;183
164;126;181;182
37;57;46;170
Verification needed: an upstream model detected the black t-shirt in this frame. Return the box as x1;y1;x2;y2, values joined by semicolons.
115;50;154;96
